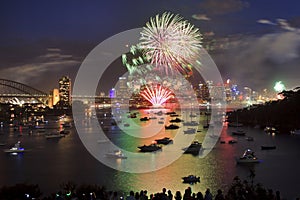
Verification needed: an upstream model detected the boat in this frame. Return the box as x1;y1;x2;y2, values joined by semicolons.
128;113;137;118
182;175;200;184
183;141;202;155
264;126;278;134
166;111;176;115
290;129;300;135
4;141;25;153
236;149;261;164
45;133;65;139
169;118;183;123
228;140;237;144
138;144;162;152
155;137;173;145
261;145;276;150
165;124;179;130
105;150;127;159
228;122;243;127
183;128;196;134
124;123;130;127
140;117;150;121
59;130;70;135
203;123;209;129
245;136;254;141
182;121;199;126
232;130;246;136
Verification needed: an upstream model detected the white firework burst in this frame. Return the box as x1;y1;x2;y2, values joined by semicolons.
139;12;202;75
140;84;173;107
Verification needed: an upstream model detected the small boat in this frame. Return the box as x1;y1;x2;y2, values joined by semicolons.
183;141;202;155
138;144;162;152
59;130;70;135
128;113;137;118
261;145;276;150
183;128;196;134
236;149;261;164
45;133;65;139
140;117;150;121
4;141;25;153
155;137;173;145
105;150;127;159
228;122;243;127
182;121;199;126
166;111;176;115
182;175;200;184
228;140;237;144
290;129;300;135
165;124;180;130
245;136;254;141
264;126;278;134
62;123;72;128
169;118;183;123
232;130;246;136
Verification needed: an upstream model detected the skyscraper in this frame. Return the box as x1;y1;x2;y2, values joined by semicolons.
59;76;71;106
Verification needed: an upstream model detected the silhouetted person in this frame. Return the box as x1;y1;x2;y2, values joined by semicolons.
161;188;168;200
135;192;140;200
175;191;182;200
214;189;224;200
204;189;213;200
126;191;135;200
196;192;204;200
183;187;192;200
168;190;173;200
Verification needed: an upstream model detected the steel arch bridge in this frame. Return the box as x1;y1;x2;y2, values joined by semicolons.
0;79;49;105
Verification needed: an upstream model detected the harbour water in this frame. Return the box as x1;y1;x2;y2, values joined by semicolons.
0;109;300;199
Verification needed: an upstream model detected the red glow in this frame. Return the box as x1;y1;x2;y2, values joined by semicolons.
140;85;173;107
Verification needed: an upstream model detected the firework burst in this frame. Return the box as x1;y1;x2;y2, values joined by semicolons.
140;84;173;107
139;12;202;75
122;45;152;75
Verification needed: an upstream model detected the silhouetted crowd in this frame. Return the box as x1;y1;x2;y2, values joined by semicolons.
1;176;298;200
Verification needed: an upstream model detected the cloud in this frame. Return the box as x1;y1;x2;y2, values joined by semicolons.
0;49;81;90
212;30;300;90
192;14;211;21
198;0;249;15
257;18;299;32
257;19;276;26
47;48;61;52
277;18;297;31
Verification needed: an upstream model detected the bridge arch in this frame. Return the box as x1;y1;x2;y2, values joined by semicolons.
0;79;49;105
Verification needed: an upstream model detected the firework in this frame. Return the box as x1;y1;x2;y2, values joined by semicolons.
140;84;173;107
122;45;151;75
139;12;202;75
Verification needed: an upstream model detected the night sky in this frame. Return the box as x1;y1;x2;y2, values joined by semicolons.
1;0;300;94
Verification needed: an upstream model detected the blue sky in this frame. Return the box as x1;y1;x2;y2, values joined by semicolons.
1;0;300;93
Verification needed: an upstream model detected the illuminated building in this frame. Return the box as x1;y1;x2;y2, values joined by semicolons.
116;77;129;98
198;82;210;102
109;88;116;98
48;88;59;108
59;76;71;106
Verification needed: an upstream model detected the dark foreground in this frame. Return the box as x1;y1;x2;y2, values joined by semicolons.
0;176;295;200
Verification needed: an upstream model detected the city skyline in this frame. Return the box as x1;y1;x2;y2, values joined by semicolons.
1;1;300;93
